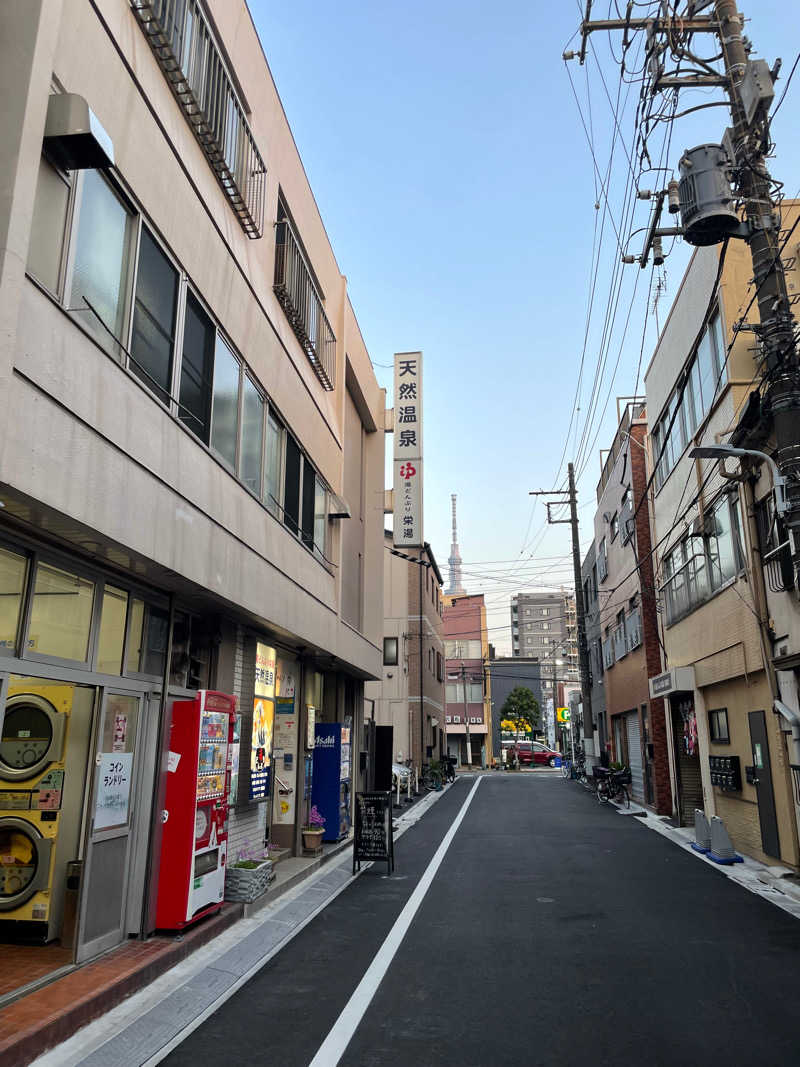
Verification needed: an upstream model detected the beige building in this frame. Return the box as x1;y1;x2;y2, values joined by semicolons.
365;533;445;774
644;222;800;869
444;593;493;766
0;0;384;990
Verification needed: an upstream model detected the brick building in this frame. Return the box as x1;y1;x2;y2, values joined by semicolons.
591;401;671;812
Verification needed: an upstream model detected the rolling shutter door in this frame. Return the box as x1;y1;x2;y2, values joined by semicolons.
625;712;645;802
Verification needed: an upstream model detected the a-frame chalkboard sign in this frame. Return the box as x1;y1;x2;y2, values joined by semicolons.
353;791;394;876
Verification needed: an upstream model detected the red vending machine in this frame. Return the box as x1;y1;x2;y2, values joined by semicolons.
156;691;236;929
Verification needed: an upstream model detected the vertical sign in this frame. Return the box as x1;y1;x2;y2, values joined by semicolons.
393;350;423;547
250;642;276;801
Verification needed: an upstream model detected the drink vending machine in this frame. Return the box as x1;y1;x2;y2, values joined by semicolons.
156;691;236;929
311;723;352;842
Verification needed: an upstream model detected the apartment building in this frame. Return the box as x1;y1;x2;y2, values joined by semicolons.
511;589;579;705
580;541;606;766
591;401;671;812
0;0;385;988
365;533;445;772
444;594;492;766
644;228;800;868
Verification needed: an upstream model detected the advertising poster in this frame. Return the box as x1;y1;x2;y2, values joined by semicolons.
272;705;298;825
250;643;276;801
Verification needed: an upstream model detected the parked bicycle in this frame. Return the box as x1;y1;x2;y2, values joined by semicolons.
594;766;631;808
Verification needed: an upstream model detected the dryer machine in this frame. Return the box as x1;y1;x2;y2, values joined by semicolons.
0;681;73;940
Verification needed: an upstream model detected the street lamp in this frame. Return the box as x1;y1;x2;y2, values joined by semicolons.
689;444;788;516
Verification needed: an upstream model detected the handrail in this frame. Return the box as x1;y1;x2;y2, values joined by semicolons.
273;217;336;390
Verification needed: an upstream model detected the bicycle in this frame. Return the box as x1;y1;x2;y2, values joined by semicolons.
560;758;571;780
594;766;630;807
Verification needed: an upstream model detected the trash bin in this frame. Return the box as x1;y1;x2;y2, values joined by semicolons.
554;756;562;768
61;859;82;953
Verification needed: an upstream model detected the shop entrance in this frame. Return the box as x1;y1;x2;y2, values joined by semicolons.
77;690;144;961
671;694;703;826
748;710;781;859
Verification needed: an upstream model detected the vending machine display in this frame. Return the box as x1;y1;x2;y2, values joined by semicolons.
311;723;352;842
156;691;235;929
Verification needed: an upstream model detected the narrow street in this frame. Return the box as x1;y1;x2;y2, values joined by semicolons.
152;775;799;1067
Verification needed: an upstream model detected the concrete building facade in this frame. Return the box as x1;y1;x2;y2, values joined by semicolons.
0;0;385;987
511;589;579;707
365;533;445;771
644;230;800;868
444;594;492;766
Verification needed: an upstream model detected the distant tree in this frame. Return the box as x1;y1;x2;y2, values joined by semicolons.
500;687;540;755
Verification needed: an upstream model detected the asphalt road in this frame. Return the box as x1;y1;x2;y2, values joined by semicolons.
164;774;800;1066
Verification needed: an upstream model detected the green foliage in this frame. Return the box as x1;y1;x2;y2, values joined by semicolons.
500;686;540;734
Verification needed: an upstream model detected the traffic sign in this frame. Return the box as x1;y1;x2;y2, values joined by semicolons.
556;706;571;723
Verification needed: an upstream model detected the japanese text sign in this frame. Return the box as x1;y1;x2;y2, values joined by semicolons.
393;351;423;547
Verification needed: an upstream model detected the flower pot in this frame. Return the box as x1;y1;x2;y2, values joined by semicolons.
224;858;274;903
302;828;324;854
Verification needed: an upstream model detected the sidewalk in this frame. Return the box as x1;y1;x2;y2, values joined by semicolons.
2;785;448;1067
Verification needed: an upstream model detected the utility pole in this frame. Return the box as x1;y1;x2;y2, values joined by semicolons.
530;461;593;758
572;1;800;577
461;664;472;767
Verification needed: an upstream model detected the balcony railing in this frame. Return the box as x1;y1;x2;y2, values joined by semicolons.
274;218;336;390
131;0;267;239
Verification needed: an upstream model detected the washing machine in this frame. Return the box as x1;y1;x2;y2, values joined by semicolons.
0;681;73;940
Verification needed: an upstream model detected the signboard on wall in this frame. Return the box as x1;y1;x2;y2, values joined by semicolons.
393;351;423;547
271;657;299;825
250;643;276;801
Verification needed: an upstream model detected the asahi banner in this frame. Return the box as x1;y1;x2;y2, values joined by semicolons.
393;350;423;547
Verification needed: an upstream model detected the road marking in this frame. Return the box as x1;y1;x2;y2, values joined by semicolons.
309;776;483;1067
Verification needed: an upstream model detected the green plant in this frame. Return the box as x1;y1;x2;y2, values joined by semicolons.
500;687;540;751
303;805;326;831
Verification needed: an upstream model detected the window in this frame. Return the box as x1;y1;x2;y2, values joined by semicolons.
541;623;550;631
662;493;744;624
0;547;29;655
436;652;443;681
468;682;483;702
179;291;215;443
313;476;327;557
283;434;302;535
240;376;264;494
301;456;318;549
625;606;642;651
445;639;482;659
265;414;284;517
28;563;95;663
541;608;550;616
610;513;619;541
614;610;626;660
128;227;179;404
709;708;730;743
602;635;614;669
70;169;133;345
598;538;608;582
27;155;70;294
96;584;128;674
126;598;169;676
210;335;240;468
383;637;398;665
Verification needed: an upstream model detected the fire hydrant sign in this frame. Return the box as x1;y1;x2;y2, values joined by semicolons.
393;351;423;547
94;752;133;829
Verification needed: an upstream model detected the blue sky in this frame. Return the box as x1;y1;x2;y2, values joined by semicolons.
248;1;800;652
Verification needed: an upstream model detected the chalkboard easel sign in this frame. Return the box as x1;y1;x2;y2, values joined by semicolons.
353;791;394;876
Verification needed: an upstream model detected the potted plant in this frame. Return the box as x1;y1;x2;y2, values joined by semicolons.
224;841;274;903
302;805;326;853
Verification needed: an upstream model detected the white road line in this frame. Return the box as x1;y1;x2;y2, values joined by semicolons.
309;775;483;1067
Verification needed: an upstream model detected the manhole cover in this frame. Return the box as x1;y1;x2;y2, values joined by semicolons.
536;896;555;903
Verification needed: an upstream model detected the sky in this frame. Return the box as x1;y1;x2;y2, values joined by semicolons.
248;1;800;654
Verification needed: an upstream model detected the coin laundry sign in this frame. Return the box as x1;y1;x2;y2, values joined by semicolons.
393;351;423;548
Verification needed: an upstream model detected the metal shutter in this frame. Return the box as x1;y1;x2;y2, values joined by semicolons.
625;712;645;802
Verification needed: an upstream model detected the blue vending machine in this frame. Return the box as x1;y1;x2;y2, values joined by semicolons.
311;723;352;841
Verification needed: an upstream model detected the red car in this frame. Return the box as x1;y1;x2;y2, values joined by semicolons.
509;741;560;767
